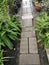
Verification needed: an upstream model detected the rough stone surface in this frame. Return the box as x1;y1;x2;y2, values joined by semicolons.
19;54;40;65
22;15;33;19
19;0;40;65
29;38;38;53
22;19;32;27
21;31;35;38
22;27;34;32
22;7;31;13
20;38;28;53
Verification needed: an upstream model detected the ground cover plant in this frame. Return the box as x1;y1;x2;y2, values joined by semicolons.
35;12;49;48
0;0;21;65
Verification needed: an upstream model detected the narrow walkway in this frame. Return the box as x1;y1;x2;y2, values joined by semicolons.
19;0;40;65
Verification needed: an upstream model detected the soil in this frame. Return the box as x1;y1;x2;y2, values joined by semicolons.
3;40;20;65
36;32;49;65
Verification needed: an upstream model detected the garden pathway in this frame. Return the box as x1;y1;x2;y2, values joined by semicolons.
19;0;40;65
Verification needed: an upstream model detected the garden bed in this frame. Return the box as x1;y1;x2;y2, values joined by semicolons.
9;0;22;15
0;0;22;65
36;32;49;65
3;40;20;65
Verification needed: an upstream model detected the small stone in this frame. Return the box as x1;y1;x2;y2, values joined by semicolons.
13;48;16;50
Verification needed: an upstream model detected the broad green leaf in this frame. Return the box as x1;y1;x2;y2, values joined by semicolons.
8;34;17;40
2;35;13;49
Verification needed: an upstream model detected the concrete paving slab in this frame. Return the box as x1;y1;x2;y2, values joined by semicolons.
22;27;34;32
19;54;40;65
22;15;33;19
21;31;35;37
22;7;31;14
29;38;38;53
20;38;28;53
22;19;32;27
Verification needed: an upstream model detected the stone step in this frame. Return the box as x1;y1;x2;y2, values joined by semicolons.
29;38;38;53
22;14;33;19
20;38;28;53
20;37;38;54
22;7;32;15
21;31;35;38
21;19;33;27
22;27;34;32
19;54;40;65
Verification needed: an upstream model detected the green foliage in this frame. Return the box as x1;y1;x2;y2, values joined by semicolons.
41;0;49;15
8;0;22;14
8;0;14;5
0;0;21;65
0;0;3;3
0;0;21;50
0;50;4;65
35;12;49;48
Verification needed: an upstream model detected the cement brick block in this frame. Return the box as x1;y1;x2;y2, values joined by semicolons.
19;54;40;65
20;38;28;53
22;27;34;32
21;31;35;38
29;38;38;53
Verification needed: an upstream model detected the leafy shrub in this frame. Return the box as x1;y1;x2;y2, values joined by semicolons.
41;0;49;15
35;12;49;48
0;50;4;65
0;15;21;49
0;0;21;65
8;0;22;14
0;0;21;50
